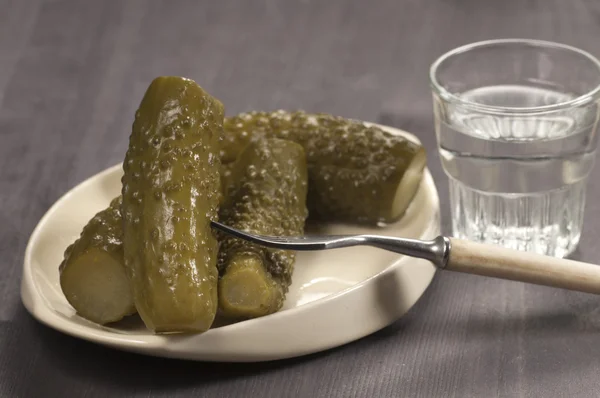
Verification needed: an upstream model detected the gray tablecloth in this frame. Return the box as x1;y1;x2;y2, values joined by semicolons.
3;0;600;397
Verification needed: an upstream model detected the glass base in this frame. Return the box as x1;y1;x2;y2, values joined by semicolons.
449;179;586;258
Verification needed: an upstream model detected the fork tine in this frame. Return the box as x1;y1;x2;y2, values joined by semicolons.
210;221;333;251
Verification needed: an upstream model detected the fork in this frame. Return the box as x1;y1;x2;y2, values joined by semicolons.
211;220;600;295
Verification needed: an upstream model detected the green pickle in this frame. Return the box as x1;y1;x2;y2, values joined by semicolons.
59;196;135;325
218;138;308;319
59;90;426;330
221;111;426;224
121;76;224;333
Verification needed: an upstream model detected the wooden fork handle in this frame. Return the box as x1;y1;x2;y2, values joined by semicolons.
446;238;600;295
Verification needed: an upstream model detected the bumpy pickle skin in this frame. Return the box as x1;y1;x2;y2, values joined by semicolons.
221;111;426;224
59;196;136;325
218;138;308;319
121;76;224;334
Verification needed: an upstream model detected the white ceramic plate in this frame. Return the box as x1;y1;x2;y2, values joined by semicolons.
21;125;441;362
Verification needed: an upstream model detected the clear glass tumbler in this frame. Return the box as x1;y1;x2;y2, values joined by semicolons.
430;39;600;257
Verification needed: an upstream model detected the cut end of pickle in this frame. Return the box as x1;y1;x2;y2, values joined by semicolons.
60;249;135;325
218;254;284;319
390;147;427;220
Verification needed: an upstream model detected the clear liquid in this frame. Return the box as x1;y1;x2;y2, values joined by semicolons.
437;85;598;257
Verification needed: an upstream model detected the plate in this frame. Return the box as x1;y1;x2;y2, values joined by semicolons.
21;124;441;362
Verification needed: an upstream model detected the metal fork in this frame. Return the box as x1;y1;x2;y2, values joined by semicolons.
211;220;600;295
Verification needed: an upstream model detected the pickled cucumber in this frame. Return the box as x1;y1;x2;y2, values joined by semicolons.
121;76;224;333
218;138;308;318
221;111;426;224
59;196;135;325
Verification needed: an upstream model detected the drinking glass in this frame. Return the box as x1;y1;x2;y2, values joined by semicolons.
430;39;600;257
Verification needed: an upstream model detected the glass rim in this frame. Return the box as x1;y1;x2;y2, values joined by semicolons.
429;38;600;114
